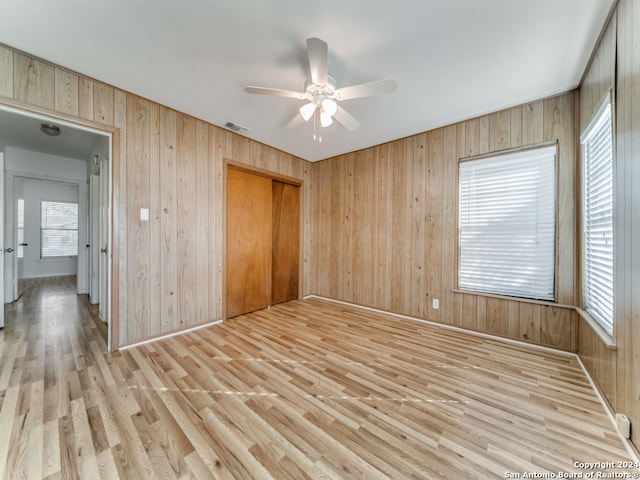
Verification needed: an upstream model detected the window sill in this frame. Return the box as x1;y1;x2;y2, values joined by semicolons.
575;308;617;350
37;256;78;263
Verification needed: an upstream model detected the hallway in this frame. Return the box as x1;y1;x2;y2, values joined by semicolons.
0;276;107;479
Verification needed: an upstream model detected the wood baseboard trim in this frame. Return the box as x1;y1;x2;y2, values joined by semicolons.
120;319;224;350
576;355;640;463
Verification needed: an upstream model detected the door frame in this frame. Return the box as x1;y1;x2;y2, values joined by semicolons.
0;98;120;352
223;160;303;319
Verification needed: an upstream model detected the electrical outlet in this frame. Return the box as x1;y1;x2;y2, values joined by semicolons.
432;298;439;309
616;413;631;438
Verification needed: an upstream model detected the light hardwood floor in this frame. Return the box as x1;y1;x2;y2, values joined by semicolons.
0;277;635;479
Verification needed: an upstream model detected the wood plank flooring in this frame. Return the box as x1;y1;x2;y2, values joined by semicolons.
0;277;635;479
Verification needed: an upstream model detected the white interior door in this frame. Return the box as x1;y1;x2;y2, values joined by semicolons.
98;156;109;324
0;153;5;328
89;174;100;304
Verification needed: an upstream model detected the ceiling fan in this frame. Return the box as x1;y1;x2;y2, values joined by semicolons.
245;37;397;139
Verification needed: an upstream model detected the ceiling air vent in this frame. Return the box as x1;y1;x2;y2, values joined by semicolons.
224;122;249;133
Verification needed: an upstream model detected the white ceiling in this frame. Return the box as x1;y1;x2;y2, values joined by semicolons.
0;0;614;162
0;107;104;160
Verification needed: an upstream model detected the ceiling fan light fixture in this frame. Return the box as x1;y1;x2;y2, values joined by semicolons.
299;102;316;121
322;98;337;117
320;111;333;128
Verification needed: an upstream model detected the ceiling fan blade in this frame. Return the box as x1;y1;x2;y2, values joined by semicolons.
333;106;361;131
335;78;397;101
306;37;328;86
244;86;305;99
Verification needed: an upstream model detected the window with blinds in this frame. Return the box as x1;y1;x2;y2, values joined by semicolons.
581;97;614;335
458;146;556;301
40;200;79;258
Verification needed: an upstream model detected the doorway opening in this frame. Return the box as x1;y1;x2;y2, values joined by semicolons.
0;104;115;350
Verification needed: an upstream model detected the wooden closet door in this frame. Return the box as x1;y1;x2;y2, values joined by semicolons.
226;168;272;318
272;181;300;305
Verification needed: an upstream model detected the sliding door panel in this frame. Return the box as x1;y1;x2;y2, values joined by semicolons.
226;168;272;318
272;181;300;305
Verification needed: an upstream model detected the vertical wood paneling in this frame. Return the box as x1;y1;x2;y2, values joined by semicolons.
176;114;198;328
159;107;177;332
519;303;541;344
390;142;407;313
78;77;94;121
352;150;366;304
461;293;476;330
195;120;209;325
126;95;151;341
489;110;510;151
486;297;506;336
426;130;443;321
13;53;54;109
148;102;161;336
411;135;426;316
441;125;457;325
475;296;487;332
478;115;490;154
541;306;573;352
544;94;576;306
54;68;78;116
521;101;544;145
113;89;127;347
362;148;375;307
0;45;13;98
93;82;114;126
509;106;522;148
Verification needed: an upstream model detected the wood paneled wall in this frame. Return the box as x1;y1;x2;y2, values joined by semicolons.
0;43;308;348
578;0;640;452
307;92;578;351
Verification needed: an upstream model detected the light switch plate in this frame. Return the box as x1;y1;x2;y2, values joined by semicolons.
140;208;149;221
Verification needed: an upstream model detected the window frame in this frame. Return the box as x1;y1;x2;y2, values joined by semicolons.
456;143;558;302
580;93;615;336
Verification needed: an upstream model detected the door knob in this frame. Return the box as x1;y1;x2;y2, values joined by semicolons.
4;247;14;253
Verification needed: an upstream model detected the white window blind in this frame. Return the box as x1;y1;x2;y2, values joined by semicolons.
41;200;79;258
459;146;556;301
581;99;614;335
